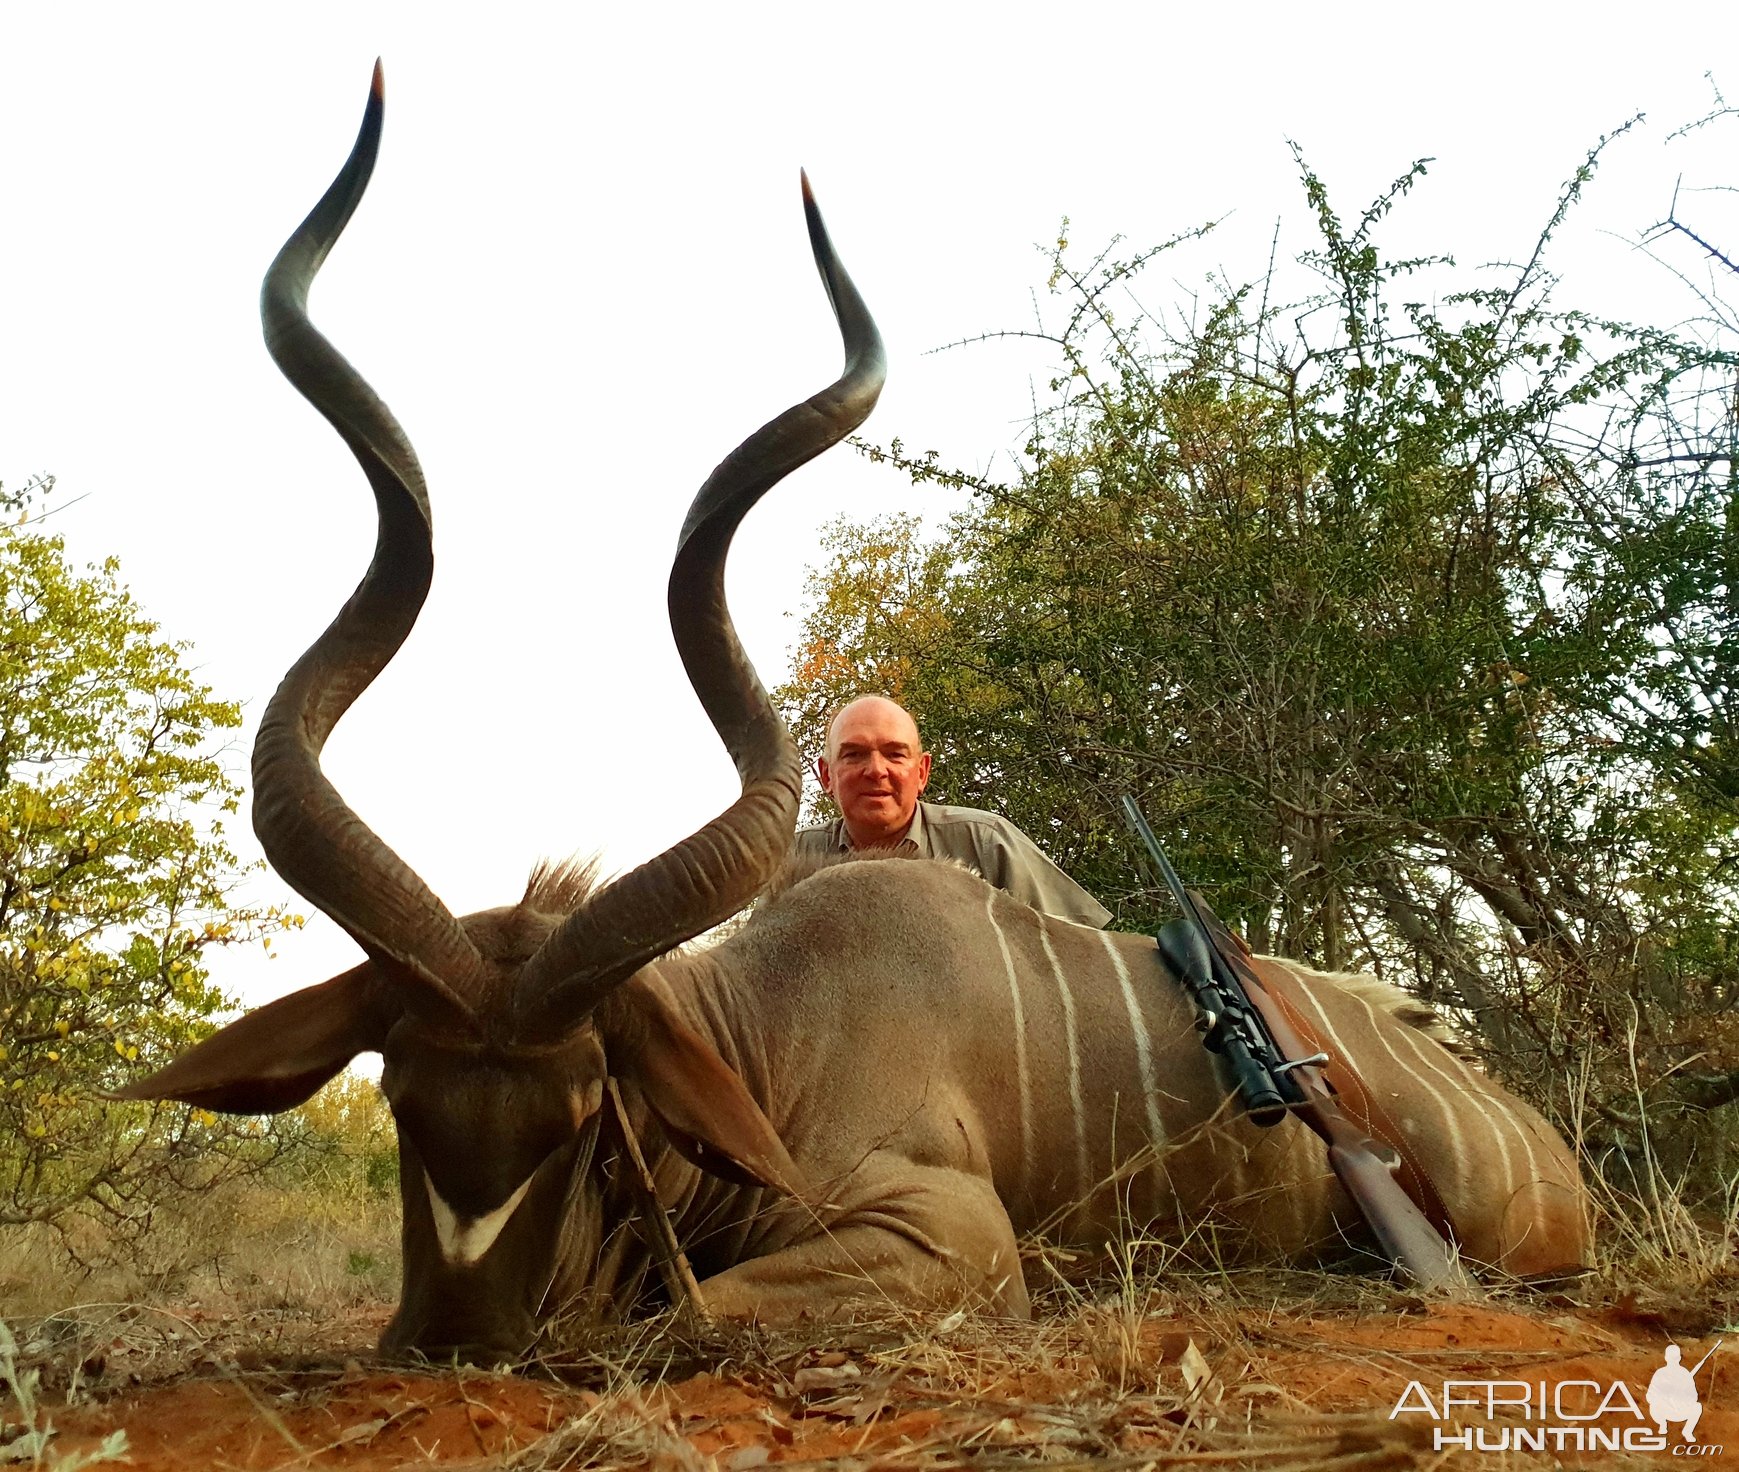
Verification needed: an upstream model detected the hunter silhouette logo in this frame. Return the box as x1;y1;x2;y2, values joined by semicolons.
1648;1342;1719;1443
1390;1339;1722;1454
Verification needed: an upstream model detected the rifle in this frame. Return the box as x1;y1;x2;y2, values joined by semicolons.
1119;796;1469;1292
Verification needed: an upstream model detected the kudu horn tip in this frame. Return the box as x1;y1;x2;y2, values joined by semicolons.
800;171;830;259
371;58;385;100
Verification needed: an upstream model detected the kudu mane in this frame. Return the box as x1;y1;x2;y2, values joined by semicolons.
520;856;607;918
761;841;992;900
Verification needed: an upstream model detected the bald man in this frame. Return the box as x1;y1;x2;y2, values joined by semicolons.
793;696;1112;928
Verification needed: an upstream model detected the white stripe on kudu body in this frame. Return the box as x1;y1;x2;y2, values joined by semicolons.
1037;916;1091;1214
986;891;1035;1200
686;860;1591;1313
1267;960;1583;1272
1098;929;1167;1156
1375;994;1562;1258
1287;974;1473;1194
1359;984;1512;1205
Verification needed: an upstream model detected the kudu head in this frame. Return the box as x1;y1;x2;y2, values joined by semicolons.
110;64;884;1361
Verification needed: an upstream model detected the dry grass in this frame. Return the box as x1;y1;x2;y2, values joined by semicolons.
4;1253;1734;1470
430;1276;1643;1471
0;1172;398;1323
3;1103;1738;1470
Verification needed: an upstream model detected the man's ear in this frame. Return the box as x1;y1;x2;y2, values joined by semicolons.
816;753;835;796
614;979;805;1197
915;750;932;791
108;962;396;1114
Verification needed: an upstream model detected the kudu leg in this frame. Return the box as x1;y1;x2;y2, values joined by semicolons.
696;1160;1030;1323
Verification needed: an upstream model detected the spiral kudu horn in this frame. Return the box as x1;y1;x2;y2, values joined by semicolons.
251;63;487;1019
511;175;886;1037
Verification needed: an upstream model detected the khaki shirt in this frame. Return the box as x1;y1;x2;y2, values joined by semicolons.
794;800;1112;928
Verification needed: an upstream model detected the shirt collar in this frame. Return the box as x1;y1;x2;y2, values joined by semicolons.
833;800;927;853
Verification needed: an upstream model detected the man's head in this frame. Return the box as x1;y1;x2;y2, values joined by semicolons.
817;695;932;848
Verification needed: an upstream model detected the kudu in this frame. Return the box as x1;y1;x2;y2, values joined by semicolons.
116;69;1589;1360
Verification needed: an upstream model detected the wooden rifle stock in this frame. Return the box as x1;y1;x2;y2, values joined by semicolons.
1118;796;1468;1290
1186;895;1471;1292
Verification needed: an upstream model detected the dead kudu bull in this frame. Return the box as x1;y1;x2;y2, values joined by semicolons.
116;70;1588;1360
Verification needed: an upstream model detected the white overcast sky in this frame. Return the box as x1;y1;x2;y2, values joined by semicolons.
1;2;1732;1006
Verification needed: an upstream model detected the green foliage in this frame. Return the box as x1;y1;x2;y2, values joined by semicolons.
0;1318;129;1469
282;1070;399;1203
779;137;1739;1175
0;477;301;1254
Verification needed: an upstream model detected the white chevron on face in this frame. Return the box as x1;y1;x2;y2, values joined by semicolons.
425;1171;534;1267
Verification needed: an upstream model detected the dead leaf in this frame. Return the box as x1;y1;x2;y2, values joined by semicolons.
335;1418;387;1447
850;1387;892;1424
757;1410;794;1445
793;1363;861;1392
1155;1330;1193;1363
1177;1339;1220;1407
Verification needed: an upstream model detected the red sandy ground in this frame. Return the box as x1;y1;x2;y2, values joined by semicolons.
16;1282;1739;1470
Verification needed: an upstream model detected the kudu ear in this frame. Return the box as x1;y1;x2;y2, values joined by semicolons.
617;980;805;1198
108;963;395;1114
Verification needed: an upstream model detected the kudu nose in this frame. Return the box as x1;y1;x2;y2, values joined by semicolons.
380;1291;539;1367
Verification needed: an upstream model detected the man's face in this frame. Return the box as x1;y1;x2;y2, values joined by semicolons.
817;698;933;847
